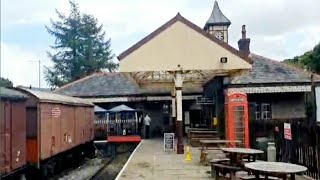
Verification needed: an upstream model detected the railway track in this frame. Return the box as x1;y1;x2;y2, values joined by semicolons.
90;151;132;180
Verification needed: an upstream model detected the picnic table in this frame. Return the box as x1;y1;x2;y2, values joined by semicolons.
221;147;264;166
200;139;242;149
199;140;241;165
245;161;307;180
210;148;264;180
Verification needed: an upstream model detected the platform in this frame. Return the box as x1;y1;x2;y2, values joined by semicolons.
116;139;214;180
107;135;141;143
115;139;311;180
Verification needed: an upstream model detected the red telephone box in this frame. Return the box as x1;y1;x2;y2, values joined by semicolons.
225;93;249;148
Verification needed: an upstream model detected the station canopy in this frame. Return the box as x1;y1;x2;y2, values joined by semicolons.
118;14;252;83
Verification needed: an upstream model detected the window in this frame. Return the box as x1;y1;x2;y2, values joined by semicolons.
261;103;271;119
254;102;271;120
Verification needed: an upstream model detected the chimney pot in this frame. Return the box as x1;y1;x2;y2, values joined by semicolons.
238;25;250;57
241;25;246;39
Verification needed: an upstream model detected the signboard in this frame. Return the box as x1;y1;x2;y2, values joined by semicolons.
196;97;214;104
284;123;292;140
164;133;174;151
230;97;246;102
127;96;147;102
52;107;61;118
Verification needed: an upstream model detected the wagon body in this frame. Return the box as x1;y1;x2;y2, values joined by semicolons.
0;87;27;175
16;88;94;165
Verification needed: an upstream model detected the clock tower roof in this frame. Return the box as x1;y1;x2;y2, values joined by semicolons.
204;1;231;29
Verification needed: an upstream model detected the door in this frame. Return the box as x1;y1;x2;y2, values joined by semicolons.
0;102;11;173
10;102;26;171
189;110;201;128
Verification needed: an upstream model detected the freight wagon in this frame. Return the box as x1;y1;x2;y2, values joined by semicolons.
0;87;28;179
0;87;95;179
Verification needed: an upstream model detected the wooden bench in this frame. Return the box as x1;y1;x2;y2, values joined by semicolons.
199;149;227;165
240;175;278;180
211;163;242;180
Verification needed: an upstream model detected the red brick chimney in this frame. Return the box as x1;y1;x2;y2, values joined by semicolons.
238;25;250;56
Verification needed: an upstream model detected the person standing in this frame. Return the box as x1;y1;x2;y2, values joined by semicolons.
144;114;151;139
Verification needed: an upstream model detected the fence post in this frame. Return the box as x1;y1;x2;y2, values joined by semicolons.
311;74;317;124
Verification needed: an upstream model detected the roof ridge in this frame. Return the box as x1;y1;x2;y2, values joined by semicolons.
117;13;252;64
54;72;104;93
250;53;320;80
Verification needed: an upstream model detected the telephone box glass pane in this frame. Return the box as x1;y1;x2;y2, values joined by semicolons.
233;106;245;143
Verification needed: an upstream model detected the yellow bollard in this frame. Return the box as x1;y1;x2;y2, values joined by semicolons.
185;145;192;161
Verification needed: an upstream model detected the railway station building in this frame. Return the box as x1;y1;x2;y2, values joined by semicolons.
54;1;319;153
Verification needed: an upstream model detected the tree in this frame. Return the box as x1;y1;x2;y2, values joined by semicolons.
45;1;118;88
284;42;320;73
0;77;13;87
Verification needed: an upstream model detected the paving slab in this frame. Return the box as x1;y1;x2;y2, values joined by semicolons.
117;139;218;180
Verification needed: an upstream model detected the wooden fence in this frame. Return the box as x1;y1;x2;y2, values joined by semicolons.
251;118;320;179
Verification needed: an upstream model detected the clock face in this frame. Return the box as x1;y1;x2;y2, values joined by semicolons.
214;31;224;40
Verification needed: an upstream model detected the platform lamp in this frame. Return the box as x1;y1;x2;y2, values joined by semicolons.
29;60;41;88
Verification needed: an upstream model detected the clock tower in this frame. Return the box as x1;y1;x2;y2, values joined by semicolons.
204;1;231;43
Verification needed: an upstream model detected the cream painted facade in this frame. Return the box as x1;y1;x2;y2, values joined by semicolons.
119;21;251;72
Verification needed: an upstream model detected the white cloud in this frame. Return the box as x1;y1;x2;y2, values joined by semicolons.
1;0;320;87
0;42;50;87
296;26;320;55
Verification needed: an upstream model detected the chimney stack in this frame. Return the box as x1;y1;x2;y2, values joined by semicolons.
238;25;250;57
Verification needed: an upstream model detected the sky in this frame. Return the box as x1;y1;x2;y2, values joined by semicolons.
1;0;320;88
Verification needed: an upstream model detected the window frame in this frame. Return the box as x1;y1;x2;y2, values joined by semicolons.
254;102;271;120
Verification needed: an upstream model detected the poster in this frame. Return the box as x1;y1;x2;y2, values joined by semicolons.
164;133;174;151
284;123;292;140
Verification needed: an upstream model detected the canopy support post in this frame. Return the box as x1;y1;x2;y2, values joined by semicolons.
174;70;184;154
171;88;176;136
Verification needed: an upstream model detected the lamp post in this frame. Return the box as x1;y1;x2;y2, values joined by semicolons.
29;60;41;88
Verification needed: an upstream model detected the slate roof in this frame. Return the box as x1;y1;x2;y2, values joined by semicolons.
230;53;320;85
55;73;141;97
205;1;231;27
0;87;28;100
55;53;320;97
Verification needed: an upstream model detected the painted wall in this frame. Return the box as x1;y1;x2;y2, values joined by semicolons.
271;93;306;120
120;21;251;72
248;92;307;121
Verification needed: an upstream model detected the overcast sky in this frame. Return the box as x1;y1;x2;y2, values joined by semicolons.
1;0;320;88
